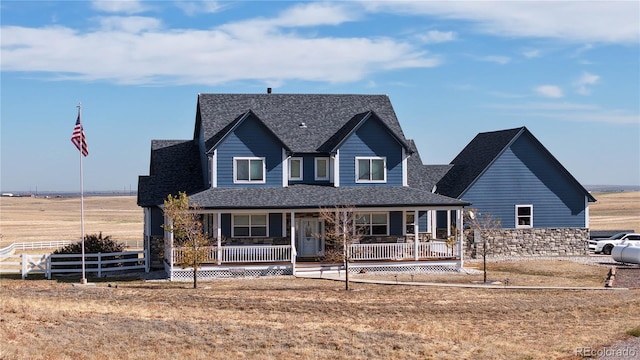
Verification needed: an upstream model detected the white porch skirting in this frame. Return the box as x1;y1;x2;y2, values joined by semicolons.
165;260;462;281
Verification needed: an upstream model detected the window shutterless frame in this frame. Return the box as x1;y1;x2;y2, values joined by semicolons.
289;157;303;181
315;157;330;181
355;157;386;183
233;157;266;184
515;205;533;228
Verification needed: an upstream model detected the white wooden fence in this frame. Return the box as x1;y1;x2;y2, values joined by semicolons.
0;250;148;279
350;241;458;261
172;245;292;265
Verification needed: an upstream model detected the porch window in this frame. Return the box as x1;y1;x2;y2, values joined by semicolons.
405;213;415;235
289;157;302;181
315;157;329;181
356;212;388;236
233;214;267;237
234;157;265;183
356;157;386;183
516;205;533;228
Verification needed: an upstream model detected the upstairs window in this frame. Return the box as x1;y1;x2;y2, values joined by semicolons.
233;214;267;237
356;157;386;183
315;157;329;181
356;213;388;236
516;205;533;228
289;157;302;181
234;157;265;183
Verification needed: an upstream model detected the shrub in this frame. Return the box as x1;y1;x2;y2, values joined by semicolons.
51;232;128;270
627;325;640;337
53;232;124;255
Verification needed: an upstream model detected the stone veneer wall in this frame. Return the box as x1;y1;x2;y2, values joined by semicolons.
463;228;589;259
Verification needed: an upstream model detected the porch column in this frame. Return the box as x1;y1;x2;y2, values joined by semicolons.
165;215;174;281
430;210;437;239
447;210;452;238
414;210;419;261
216;213;222;265
290;211;296;274
457;209;464;268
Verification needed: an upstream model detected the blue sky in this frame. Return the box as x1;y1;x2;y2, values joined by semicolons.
1;0;639;192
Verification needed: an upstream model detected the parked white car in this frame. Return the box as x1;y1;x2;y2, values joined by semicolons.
594;233;640;255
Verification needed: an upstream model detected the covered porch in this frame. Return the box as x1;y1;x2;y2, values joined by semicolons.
161;207;466;280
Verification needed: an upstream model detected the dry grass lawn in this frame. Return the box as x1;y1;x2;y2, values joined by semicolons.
590;191;640;232
1;276;639;360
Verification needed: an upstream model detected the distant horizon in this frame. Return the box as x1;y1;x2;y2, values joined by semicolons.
2;184;640;197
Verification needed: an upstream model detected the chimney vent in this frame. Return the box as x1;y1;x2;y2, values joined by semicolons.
267;87;272;94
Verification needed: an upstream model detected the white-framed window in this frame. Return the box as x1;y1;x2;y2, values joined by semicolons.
356;212;388;236
405;212;415;235
315;157;329;181
234;157;265;183
356;157;386;183
289;157;303;181
232;214;268;237
516;205;533;228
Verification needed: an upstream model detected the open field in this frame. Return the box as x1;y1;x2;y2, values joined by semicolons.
0;191;638;246
590;191;640;232
0;196;142;245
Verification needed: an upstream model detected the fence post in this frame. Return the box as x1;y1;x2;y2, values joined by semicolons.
46;254;51;280
98;252;102;278
21;253;27;280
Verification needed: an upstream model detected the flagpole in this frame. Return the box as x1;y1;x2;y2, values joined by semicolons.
78;103;87;284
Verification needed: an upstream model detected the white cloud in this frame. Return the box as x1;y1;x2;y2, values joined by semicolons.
534;85;564;98
0;4;439;86
416;30;456;44
574;72;600;95
97;16;162;33
485;102;638;125
364;1;640;44
92;0;148;14
522;49;540;58
477;55;511;65
174;1;225;16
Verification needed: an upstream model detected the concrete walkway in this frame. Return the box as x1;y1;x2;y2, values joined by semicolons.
295;272;628;291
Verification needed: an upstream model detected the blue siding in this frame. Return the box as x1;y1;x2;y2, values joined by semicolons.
221;213;232;237
461;134;586;228
418;211;428;233
339;119;403;187
389;211;403;236
216;116;283;188
288;154;331;185
150;206;164;236
269;213;283;237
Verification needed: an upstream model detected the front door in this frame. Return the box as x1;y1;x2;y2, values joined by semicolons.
299;218;322;257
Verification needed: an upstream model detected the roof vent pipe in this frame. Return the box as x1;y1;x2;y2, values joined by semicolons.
267;87;272;94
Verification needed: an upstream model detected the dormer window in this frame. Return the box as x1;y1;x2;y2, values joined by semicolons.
234;157;265;183
356;157;386;183
289;157;302;181
315;157;329;181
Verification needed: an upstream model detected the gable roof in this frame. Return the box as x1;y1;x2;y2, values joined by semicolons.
318;110;412;153
436;127;596;202
205;110;291;153
196;94;407;153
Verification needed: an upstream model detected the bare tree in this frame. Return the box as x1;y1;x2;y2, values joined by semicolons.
465;208;502;284
162;192;212;289
318;206;364;291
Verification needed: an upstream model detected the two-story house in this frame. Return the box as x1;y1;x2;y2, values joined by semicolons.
138;93;469;280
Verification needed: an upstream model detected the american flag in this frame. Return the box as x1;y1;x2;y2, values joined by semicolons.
71;113;89;157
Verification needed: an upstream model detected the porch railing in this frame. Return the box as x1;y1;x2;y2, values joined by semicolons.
350;241;459;261
172;245;291;265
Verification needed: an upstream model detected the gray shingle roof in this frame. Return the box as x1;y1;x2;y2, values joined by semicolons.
197;94;407;153
187;184;468;209
138;140;205;206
